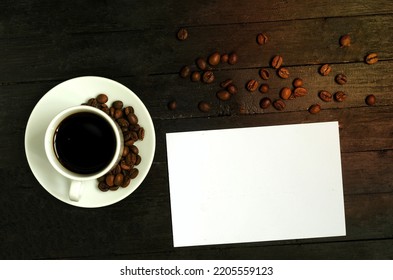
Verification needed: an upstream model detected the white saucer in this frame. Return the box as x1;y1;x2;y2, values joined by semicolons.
24;76;156;208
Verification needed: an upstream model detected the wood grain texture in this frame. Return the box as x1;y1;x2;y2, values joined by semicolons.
1;0;393;259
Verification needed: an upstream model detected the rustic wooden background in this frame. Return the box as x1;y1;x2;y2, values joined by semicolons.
1;0;393;259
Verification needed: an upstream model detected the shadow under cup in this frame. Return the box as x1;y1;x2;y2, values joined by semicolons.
45;105;123;185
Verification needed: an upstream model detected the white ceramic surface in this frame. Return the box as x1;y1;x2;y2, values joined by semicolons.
25;76;156;208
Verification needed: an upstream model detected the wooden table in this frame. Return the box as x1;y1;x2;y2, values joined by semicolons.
1;0;393;259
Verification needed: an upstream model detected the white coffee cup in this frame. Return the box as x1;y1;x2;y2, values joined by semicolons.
44;105;124;202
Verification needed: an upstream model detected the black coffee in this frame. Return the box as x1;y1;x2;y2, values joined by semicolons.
54;112;116;174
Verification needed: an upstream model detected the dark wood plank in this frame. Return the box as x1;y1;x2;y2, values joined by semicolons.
1;0;393;37
2;161;393;259
2;14;393;82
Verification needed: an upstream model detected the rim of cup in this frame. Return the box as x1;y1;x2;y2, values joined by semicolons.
44;105;123;181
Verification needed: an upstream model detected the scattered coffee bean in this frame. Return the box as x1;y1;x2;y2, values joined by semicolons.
98;181;109;192
308;104;321;114
112;100;123;110
273;99;286;111
191;71;201;82
227;84;238;95
198;101;211;112
293;87;308;97
114;109;123;119
339;34;351;47
259;83;269;93
114;173;124;186
87;98;98;107
179;65;191;78
96;94;108;104
319;64;332;76
220;53;229;63
280;87;292;100
365;94;376;106
365;53;378;64
292;78;303;88
208;52;221;66
259;68;270;80
202;71;215;83
319;90;333;102
216;90;231;101
334;91;347;102
127;113;138;125
228;52;238;65
335;73;348;85
177;28;188;41
271;55;283;69
260;97;271;109
196;57;208;70
246;79;259;92
168;100;177;110
220;79;233;88
256;33;268;45
277;67;290;79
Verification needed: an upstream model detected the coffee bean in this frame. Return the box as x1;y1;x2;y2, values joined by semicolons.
259;68;270;80
198;101;211;112
208;52;221;66
292;78;303;88
228;52;238;65
123;106;134;115
130;145;139;155
339;34;351;47
271;55;283;69
179;65;191;78
365;94;376;106
273;99;286;111
259;83;269;93
196;57;208;70
105;174;115;187
177;28;188;41
277;67;290;79
319;64;332;76
168;100;177;110
308;104;321;114
96;94;108;104
220;53;229;63
227;84;238;95
191;71;201;82
114;109;123;119
122;176;131;188
135;155;142;165
319;90;333;102
122;146;130;157
260;97;271;109
220;79;233;88
202;71;215;83
138;127;145;140
293;87;308;97
256;33;268;45
112;100;123;109
365;53;378;64
127;113;138;125
120;160;132;170
334;91;347;102
216;90;231;101
335;73;348;85
246;79;259;92
87;98;98;107
280;87;292;100
130;168;139;179
117;118;129;127
98;181;109;192
114;173;124;186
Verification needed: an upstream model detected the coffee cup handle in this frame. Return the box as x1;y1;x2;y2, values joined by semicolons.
69;180;82;202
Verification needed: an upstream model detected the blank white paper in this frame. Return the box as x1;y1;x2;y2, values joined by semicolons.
166;121;346;247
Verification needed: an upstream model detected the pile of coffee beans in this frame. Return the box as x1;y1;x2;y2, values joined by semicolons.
83;94;144;192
